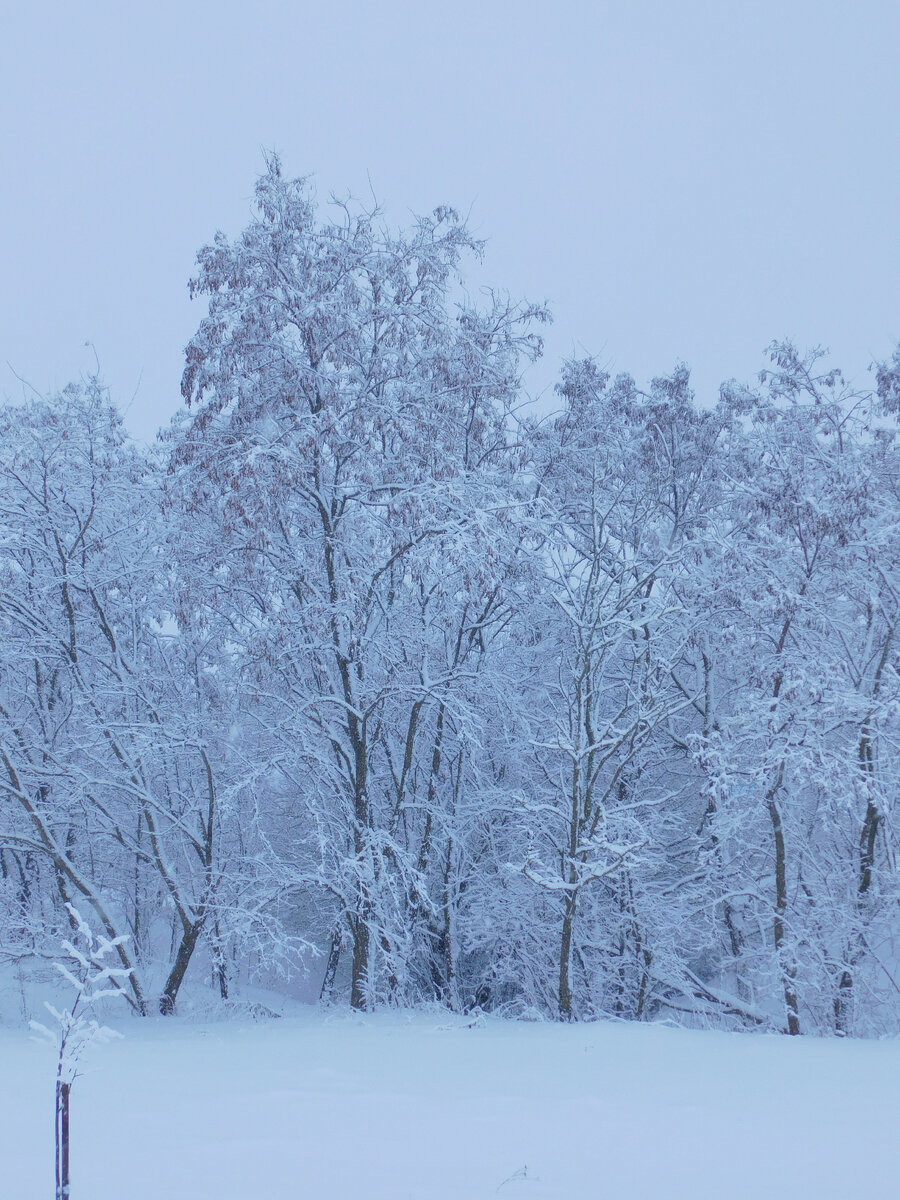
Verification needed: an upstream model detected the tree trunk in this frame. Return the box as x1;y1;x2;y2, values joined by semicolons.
350;914;370;1010
833;968;853;1036
319;928;342;1002
159;919;202;1015
440;835;458;1010
768;797;801;1035
834;760;881;1034
212;918;229;1001
558;886;577;1020
55;1080;70;1200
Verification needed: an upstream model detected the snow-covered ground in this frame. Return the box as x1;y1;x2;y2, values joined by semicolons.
3;1008;899;1199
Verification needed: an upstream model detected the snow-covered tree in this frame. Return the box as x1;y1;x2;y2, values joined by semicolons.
0;382;264;1013
169;156;547;1008
693;343;900;1033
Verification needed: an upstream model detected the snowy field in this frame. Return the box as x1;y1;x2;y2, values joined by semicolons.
3;1010;900;1200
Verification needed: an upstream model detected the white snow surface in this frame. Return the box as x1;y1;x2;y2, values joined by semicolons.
2;1008;898;1199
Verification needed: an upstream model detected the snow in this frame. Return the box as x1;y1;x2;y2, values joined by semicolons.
3;1009;899;1199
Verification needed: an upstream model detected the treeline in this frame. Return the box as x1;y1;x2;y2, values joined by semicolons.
2;159;900;1035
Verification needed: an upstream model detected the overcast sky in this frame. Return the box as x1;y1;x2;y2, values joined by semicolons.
2;1;898;440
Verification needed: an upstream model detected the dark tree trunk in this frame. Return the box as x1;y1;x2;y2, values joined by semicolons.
833;968;854;1035
212;918;229;1001
769;797;801;1035
55;1080;70;1200
319;928;342;1001
159;919;202;1015
349;778;372;1010
558;885;577;1020
350;915;370;1010
834;753;881;1034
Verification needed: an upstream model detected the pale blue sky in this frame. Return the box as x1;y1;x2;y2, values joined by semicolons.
2;0;898;439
